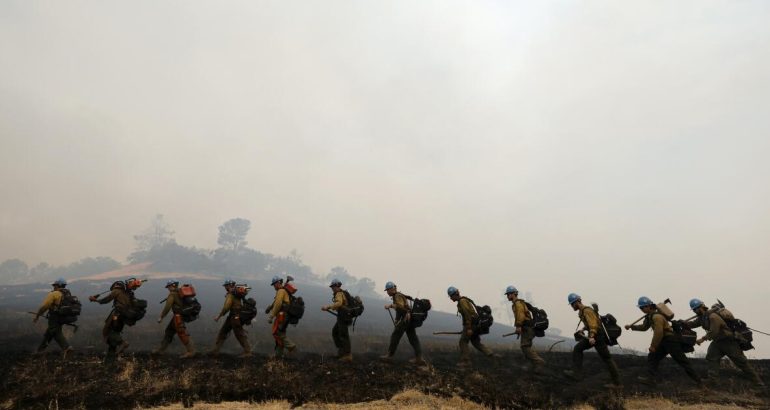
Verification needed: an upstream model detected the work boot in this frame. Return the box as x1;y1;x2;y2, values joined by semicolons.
339;353;353;362
532;364;546;375
116;342;130;355
180;342;195;359
152;340;170;355
563;369;581;381
410;356;426;365
379;354;393;362
286;344;297;353
457;360;472;369
239;350;253;358
209;341;223;357
62;346;73;360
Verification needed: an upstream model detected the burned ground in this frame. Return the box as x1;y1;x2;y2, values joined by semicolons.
1;346;768;410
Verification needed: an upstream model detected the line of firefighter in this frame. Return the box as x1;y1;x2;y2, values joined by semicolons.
33;278;765;388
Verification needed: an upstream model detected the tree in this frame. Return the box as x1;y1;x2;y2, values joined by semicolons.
128;214;176;263
217;218;251;252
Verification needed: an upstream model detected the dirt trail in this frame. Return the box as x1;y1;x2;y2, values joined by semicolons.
0;350;767;409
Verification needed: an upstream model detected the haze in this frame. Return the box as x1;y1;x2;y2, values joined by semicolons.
1;1;769;357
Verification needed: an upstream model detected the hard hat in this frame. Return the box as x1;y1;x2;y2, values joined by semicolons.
222;279;236;287
270;275;283;285
165;280;179;288
568;293;581;305
689;298;705;311
637;296;654;308
504;285;518;295
447;286;459;296
52;278;67;287
329;278;342;288
110;280;126;290
384;281;396;291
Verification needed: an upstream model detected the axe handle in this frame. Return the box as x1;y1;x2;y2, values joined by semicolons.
627;314;646;327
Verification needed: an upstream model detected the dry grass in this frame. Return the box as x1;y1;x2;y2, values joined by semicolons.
143;389;487;409
145;393;766;410
570;398;760;410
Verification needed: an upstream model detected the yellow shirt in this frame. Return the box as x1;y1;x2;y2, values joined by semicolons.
36;290;63;317
269;288;291;318
512;299;531;327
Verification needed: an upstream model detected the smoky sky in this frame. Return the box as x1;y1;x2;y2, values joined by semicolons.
2;1;770;357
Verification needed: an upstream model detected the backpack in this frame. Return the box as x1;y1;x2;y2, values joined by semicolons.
55;289;82;324
178;284;202;322
672;320;697;353
600;313;623;346
239;297;258;325
464;297;493;335
715;309;754;351
286;295;305;324
408;296;431;328
122;296;148;326
341;290;365;320
523;301;549;337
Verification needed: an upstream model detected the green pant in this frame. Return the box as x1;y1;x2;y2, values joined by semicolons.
572;336;620;384
519;326;545;367
215;316;250;352
332;319;351;355
38;316;70;351
387;320;422;357
706;338;762;383
647;336;701;384
459;329;492;362
102;312;125;352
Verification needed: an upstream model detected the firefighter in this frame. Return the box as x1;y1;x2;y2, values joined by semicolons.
687;298;764;387
380;281;423;364
505;285;545;373
626;296;702;386
321;279;352;362
89;279;141;362
563;293;621;386
33;278;74;358
211;279;251;357
153;280;195;358
267;275;297;358
447;286;495;367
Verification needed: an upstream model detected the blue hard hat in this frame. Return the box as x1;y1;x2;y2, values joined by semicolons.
52;278;67;287
689;298;705;311
504;285;518;295
447;286;459;296
329;278;342;288
384;281;396;291
270;275;283;285
222;278;236;287
637;296;654;308
568;293;581;305
165;279;179;288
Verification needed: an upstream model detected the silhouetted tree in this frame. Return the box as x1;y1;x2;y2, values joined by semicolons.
217;218;251;252
128;214;176;263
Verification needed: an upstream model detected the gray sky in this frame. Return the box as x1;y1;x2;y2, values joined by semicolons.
2;1;770;357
